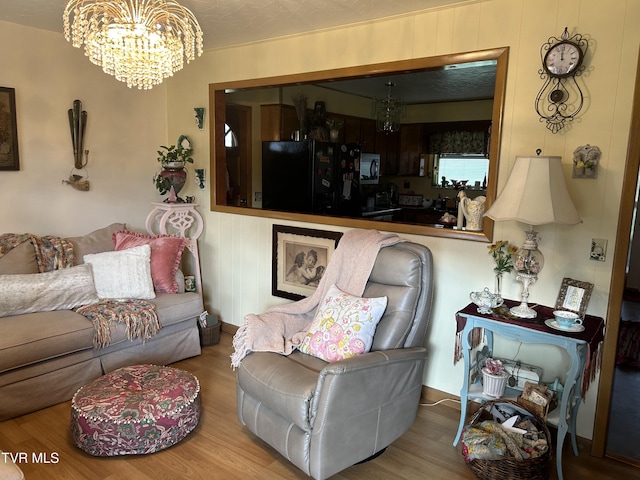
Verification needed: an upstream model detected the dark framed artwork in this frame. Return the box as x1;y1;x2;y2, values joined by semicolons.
555;277;594;319
0;87;19;171
272;225;342;300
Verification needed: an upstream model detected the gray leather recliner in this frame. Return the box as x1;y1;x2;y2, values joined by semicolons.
236;241;434;479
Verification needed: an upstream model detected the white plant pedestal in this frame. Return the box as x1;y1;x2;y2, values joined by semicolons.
145;203;204;294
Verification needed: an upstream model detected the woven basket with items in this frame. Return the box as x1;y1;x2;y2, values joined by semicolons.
461;399;551;480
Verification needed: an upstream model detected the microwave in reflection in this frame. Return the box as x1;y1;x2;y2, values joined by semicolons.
360;153;380;185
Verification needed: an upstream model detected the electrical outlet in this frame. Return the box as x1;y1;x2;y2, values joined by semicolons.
255;191;262;202
590;238;607;262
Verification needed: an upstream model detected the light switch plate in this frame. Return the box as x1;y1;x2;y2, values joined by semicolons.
590;238;607;261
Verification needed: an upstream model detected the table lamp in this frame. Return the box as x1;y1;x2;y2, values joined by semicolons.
484;152;581;318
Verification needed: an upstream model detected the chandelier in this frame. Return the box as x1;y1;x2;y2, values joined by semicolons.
372;81;405;134
63;0;203;90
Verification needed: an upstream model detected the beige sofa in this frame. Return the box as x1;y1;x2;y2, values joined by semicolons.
0;223;203;421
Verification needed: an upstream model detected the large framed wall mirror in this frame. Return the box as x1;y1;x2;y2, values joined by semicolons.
209;47;509;242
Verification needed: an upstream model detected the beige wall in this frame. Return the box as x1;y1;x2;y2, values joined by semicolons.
1;0;639;441
166;0;640;440
0;21;171;237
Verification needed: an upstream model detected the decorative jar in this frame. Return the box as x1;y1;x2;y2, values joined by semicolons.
160;163;187;199
481;368;509;397
469;287;503;314
481;358;508;397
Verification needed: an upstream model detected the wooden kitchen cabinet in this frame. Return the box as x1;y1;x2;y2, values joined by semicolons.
376;130;399;175
359;118;377;152
262;105;379;153
261;104;299;141
343;116;376;152
397;124;424;176
343;116;361;144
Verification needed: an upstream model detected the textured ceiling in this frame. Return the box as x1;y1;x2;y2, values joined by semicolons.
315;61;496;104
0;0;474;50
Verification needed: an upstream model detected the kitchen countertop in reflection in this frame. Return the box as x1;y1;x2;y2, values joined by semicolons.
360;207;403;218
358;205;464;228
400;206;455;214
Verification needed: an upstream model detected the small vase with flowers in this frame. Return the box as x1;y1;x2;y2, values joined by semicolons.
487;240;518;298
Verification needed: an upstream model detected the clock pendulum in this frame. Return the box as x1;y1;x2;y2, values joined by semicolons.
535;27;589;133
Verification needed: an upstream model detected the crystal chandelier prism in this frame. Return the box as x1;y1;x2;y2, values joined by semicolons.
372;81;405;134
64;0;203;90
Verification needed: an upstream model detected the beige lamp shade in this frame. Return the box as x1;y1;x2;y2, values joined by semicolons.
484;155;582;226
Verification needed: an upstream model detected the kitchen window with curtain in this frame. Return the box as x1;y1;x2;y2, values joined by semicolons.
424;120;491;187
436;153;489;186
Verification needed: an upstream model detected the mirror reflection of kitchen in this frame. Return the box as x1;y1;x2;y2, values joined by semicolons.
258;117;492;228
360;150;489;227
260;135;489;228
225;59;496;230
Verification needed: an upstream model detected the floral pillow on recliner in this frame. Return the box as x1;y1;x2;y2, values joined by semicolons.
298;284;387;362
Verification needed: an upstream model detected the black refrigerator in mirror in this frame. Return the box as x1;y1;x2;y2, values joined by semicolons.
262;140;362;216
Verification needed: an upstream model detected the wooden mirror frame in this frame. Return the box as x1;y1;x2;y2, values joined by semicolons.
209;47;508;242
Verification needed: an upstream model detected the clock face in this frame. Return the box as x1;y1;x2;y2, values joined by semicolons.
543;41;583;78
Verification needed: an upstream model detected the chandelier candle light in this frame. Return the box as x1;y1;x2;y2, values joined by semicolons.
63;0;203;90
484;152;581;318
373;82;405;134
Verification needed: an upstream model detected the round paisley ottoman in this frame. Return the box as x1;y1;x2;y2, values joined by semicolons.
70;364;201;456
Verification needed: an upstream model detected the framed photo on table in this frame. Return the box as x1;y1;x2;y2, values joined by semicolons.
555;277;593;319
272;225;342;301
0;87;19;171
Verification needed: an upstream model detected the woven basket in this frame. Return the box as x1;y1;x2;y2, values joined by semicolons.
198;322;220;346
462;400;551;480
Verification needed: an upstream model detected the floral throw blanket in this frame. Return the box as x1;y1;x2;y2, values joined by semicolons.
0;233;74;271
462;419;548;462
75;300;161;349
0;233;160;349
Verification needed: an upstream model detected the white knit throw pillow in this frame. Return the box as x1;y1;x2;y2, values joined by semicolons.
83;244;155;300
0;264;99;318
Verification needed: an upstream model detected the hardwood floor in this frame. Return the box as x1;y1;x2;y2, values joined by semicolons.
1;332;638;479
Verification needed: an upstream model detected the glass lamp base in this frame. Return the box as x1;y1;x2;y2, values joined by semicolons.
512;271;538;319
510;303;537;318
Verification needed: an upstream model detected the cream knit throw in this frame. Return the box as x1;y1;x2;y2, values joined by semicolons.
231;229;405;368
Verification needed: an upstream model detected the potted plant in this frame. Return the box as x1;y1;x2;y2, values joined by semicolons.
572;144;601;177
153;135;194;200
326;118;342;142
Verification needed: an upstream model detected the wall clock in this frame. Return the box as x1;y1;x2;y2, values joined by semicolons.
535;27;588;133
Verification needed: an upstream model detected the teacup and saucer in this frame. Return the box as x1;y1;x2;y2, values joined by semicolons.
545;310;585;332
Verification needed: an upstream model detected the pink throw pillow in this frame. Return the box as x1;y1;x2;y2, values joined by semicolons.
113;231;187;293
